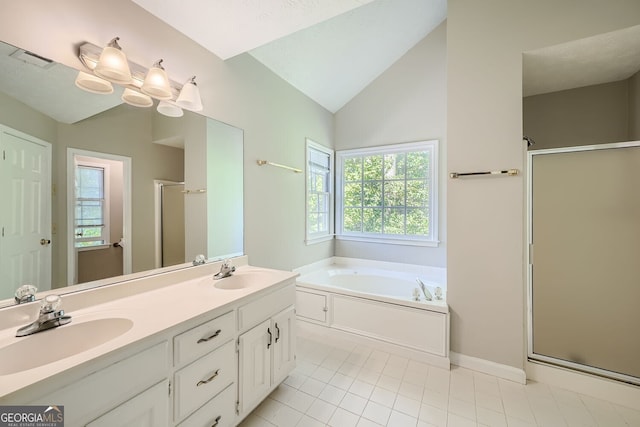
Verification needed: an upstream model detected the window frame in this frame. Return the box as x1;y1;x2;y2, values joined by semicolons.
335;140;439;247
74;160;111;250
305;138;335;245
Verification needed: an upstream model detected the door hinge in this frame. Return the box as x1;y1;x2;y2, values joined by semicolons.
1;227;4;237
2;150;5;161
528;243;534;265
168;380;172;397
235;400;240;415
235;338;240;353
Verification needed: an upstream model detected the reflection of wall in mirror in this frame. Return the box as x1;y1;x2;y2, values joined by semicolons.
0;90;185;289
524;71;640;150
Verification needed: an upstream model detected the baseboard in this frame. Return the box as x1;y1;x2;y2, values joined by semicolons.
450;351;526;384
526;360;640;411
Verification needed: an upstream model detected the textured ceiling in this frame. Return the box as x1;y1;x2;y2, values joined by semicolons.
523;24;640;97
131;0;447;112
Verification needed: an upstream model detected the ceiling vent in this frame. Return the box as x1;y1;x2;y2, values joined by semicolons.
9;48;55;69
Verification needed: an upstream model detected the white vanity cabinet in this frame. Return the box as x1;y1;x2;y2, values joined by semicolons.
237;285;296;417
26;341;170;426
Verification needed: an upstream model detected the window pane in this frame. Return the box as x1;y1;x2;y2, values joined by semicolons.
406;151;429;179
384;208;405;234
307;194;319;213
318;194;329;213
344;182;362;207
384;153;406;179
76;166;104;198
344;208;362;232
344;157;362;181
308;213;319;233
363;155;383;180
384;181;405;207
363;208;382;233
406;208;429;235
406;180;428;207
317;214;327;233
363;182;382;207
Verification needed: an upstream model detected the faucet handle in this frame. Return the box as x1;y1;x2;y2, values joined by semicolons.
40;294;62;314
193;254;206;266
15;284;38;304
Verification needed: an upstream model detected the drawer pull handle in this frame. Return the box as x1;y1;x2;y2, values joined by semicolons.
267;327;272;349
211;415;222;427
275;323;280;343
197;369;220;386
197;329;222;343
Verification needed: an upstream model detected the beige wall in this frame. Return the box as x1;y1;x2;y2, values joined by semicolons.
334;21;447;267
630;71;640;140
447;0;640;368
0;0;334;272
524;80;630;150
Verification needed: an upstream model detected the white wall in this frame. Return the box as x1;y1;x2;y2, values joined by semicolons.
0;0;334;272
334;21;447;267
447;0;640;369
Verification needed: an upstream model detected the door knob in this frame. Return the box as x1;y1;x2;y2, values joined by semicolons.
40;239;51;246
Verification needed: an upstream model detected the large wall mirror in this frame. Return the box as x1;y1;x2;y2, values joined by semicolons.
0;39;244;309
524;25;640;384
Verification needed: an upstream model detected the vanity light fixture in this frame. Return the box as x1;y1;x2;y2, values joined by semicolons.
76;41;203;116
141;59;173;100
122;88;153;108
176;76;203;111
74;71;114;95
93;37;132;85
157;100;184;117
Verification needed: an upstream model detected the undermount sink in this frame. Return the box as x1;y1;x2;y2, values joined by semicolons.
211;269;271;290
0;317;133;375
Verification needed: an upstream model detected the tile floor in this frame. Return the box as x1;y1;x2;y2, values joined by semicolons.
239;324;640;427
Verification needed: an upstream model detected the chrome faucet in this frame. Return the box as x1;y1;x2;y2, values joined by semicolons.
16;295;72;337
213;259;236;280
416;278;433;301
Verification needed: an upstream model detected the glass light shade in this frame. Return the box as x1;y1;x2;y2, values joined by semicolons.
75;71;114;94
141;60;172;100
93;38;132;85
122;88;153;108
157;101;183;117
176;77;203;111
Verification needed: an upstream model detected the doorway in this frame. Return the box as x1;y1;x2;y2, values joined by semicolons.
67;148;131;285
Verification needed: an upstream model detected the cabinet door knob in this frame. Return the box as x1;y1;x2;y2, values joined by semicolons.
275;323;280;343
267;327;272;349
196;369;220;387
197;329;222;343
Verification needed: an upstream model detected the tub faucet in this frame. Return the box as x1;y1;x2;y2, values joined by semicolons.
16;294;72;337
213;259;236;280
416;278;432;301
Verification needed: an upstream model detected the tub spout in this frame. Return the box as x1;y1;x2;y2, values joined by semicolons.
416;278;432;301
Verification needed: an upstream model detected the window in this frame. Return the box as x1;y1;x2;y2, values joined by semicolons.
75;162;110;248
305;139;334;244
336;140;438;246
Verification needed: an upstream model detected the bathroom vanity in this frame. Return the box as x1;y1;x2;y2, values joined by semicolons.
0;257;296;426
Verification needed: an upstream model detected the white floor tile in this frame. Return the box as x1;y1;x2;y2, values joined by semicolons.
306;398;337;423
340;392;368;415
296;414;325;427
475;406;507;427
446;413;476;427
377;374;402;392
329;372;356;390
394;394;422;418
419;403;448;427
350;379;375;399
271;405;303;427
318;383;347;406
388;409;419;427
312;366;338;383
284;389;315;413
328;407;360;427
399;380;424;401
357;416;385;427
370;386;397;408
362;400;392;425
299;377;327;397
447;397;476;421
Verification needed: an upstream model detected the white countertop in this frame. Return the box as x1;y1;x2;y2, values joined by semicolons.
0;262;298;398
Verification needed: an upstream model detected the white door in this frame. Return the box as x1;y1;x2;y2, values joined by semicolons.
0;126;51;299
238;319;271;415
271;306;296;386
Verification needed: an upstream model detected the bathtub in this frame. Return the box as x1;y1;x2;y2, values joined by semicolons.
294;257;450;368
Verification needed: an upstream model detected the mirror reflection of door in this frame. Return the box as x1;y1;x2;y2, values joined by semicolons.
68;149;131;285
160;182;185;267
0;125;51;298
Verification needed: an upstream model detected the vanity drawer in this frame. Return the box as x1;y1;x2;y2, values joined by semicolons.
174;310;235;366
174;340;235;422
178;383;236;427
